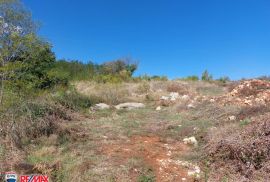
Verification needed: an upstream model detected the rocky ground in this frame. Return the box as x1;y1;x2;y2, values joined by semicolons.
1;79;270;181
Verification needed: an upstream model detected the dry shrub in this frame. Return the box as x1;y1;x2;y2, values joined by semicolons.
98;84;129;105
0;101;70;148
157;99;174;107
136;81;150;94
166;83;188;94
174;100;189;112
237;104;270;120
205;116;270;180
75;81;130;105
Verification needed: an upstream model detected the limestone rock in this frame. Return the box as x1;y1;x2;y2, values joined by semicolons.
94;103;110;110
183;136;198;146
115;102;145;110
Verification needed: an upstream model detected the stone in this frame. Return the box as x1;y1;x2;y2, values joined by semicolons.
187;165;201;179
183;136;198;146
94;103;110;110
181;95;190;100
228;115;236;121
161;96;169;100
156;106;161;111
187;103;195;109
115;102;145;110
169;92;180;100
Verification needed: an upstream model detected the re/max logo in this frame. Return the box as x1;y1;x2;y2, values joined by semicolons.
20;175;49;182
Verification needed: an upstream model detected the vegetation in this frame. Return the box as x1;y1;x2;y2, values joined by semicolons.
1;1;269;182
201;70;213;81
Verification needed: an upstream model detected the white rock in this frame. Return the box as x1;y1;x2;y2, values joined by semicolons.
170;97;176;101
187;166;201;179
210;98;215;103
181;95;190;100
228;115;236;121
161;96;169;100
170;92;179;98
94;103;110;110
182;177;186;181
156;106;161;111
115;102;145;110
183;136;198;147
187;103;195;109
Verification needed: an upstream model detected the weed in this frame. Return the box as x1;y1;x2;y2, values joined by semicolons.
239;119;251;126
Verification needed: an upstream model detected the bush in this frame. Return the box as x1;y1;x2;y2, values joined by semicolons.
201;70;213;81
205;116;270;180
98;84;129;105
54;88;102;110
167;83;188;94
136;82;150;94
217;76;230;84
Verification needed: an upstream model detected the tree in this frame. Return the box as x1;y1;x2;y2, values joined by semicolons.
100;58;137;76
201;70;213;81
0;0;58;103
0;0;37;103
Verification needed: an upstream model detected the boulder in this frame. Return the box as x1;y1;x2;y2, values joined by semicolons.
161;96;169;100
115;102;145;110
94;103;110;110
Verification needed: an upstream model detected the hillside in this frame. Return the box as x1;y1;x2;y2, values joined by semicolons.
1;1;270;181
1;79;270;181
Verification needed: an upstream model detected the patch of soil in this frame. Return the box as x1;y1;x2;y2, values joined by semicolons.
102;135;194;182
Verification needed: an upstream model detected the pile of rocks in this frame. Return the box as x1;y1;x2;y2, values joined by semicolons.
160;92;190;101
218;79;270;106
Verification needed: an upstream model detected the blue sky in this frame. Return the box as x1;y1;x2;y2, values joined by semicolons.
22;0;270;79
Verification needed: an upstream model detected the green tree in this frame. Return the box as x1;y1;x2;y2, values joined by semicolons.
0;0;59;103
0;0;36;103
201;70;213;81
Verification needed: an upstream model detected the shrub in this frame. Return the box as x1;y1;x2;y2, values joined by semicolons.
201;70;213;81
98;84;129;105
167;83;188;94
205;117;270;180
54;88;102;110
182;75;199;81
217;76;230;84
136;82;150;94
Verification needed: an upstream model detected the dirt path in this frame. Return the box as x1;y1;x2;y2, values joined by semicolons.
102;135;195;182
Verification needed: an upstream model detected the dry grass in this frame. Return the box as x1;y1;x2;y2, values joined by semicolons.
4;79;270;181
204;109;270;181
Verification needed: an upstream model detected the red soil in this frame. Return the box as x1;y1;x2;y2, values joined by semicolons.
102;135;193;182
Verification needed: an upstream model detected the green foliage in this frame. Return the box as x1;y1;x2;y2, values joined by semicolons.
54;88;102;110
6;34;59;90
240;119;251;127
0;0;65;104
53;60;95;81
201;70;213;81
182;75;199;81
138;175;155;182
134;74;168;82
217;76;230;83
53;59;137;83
